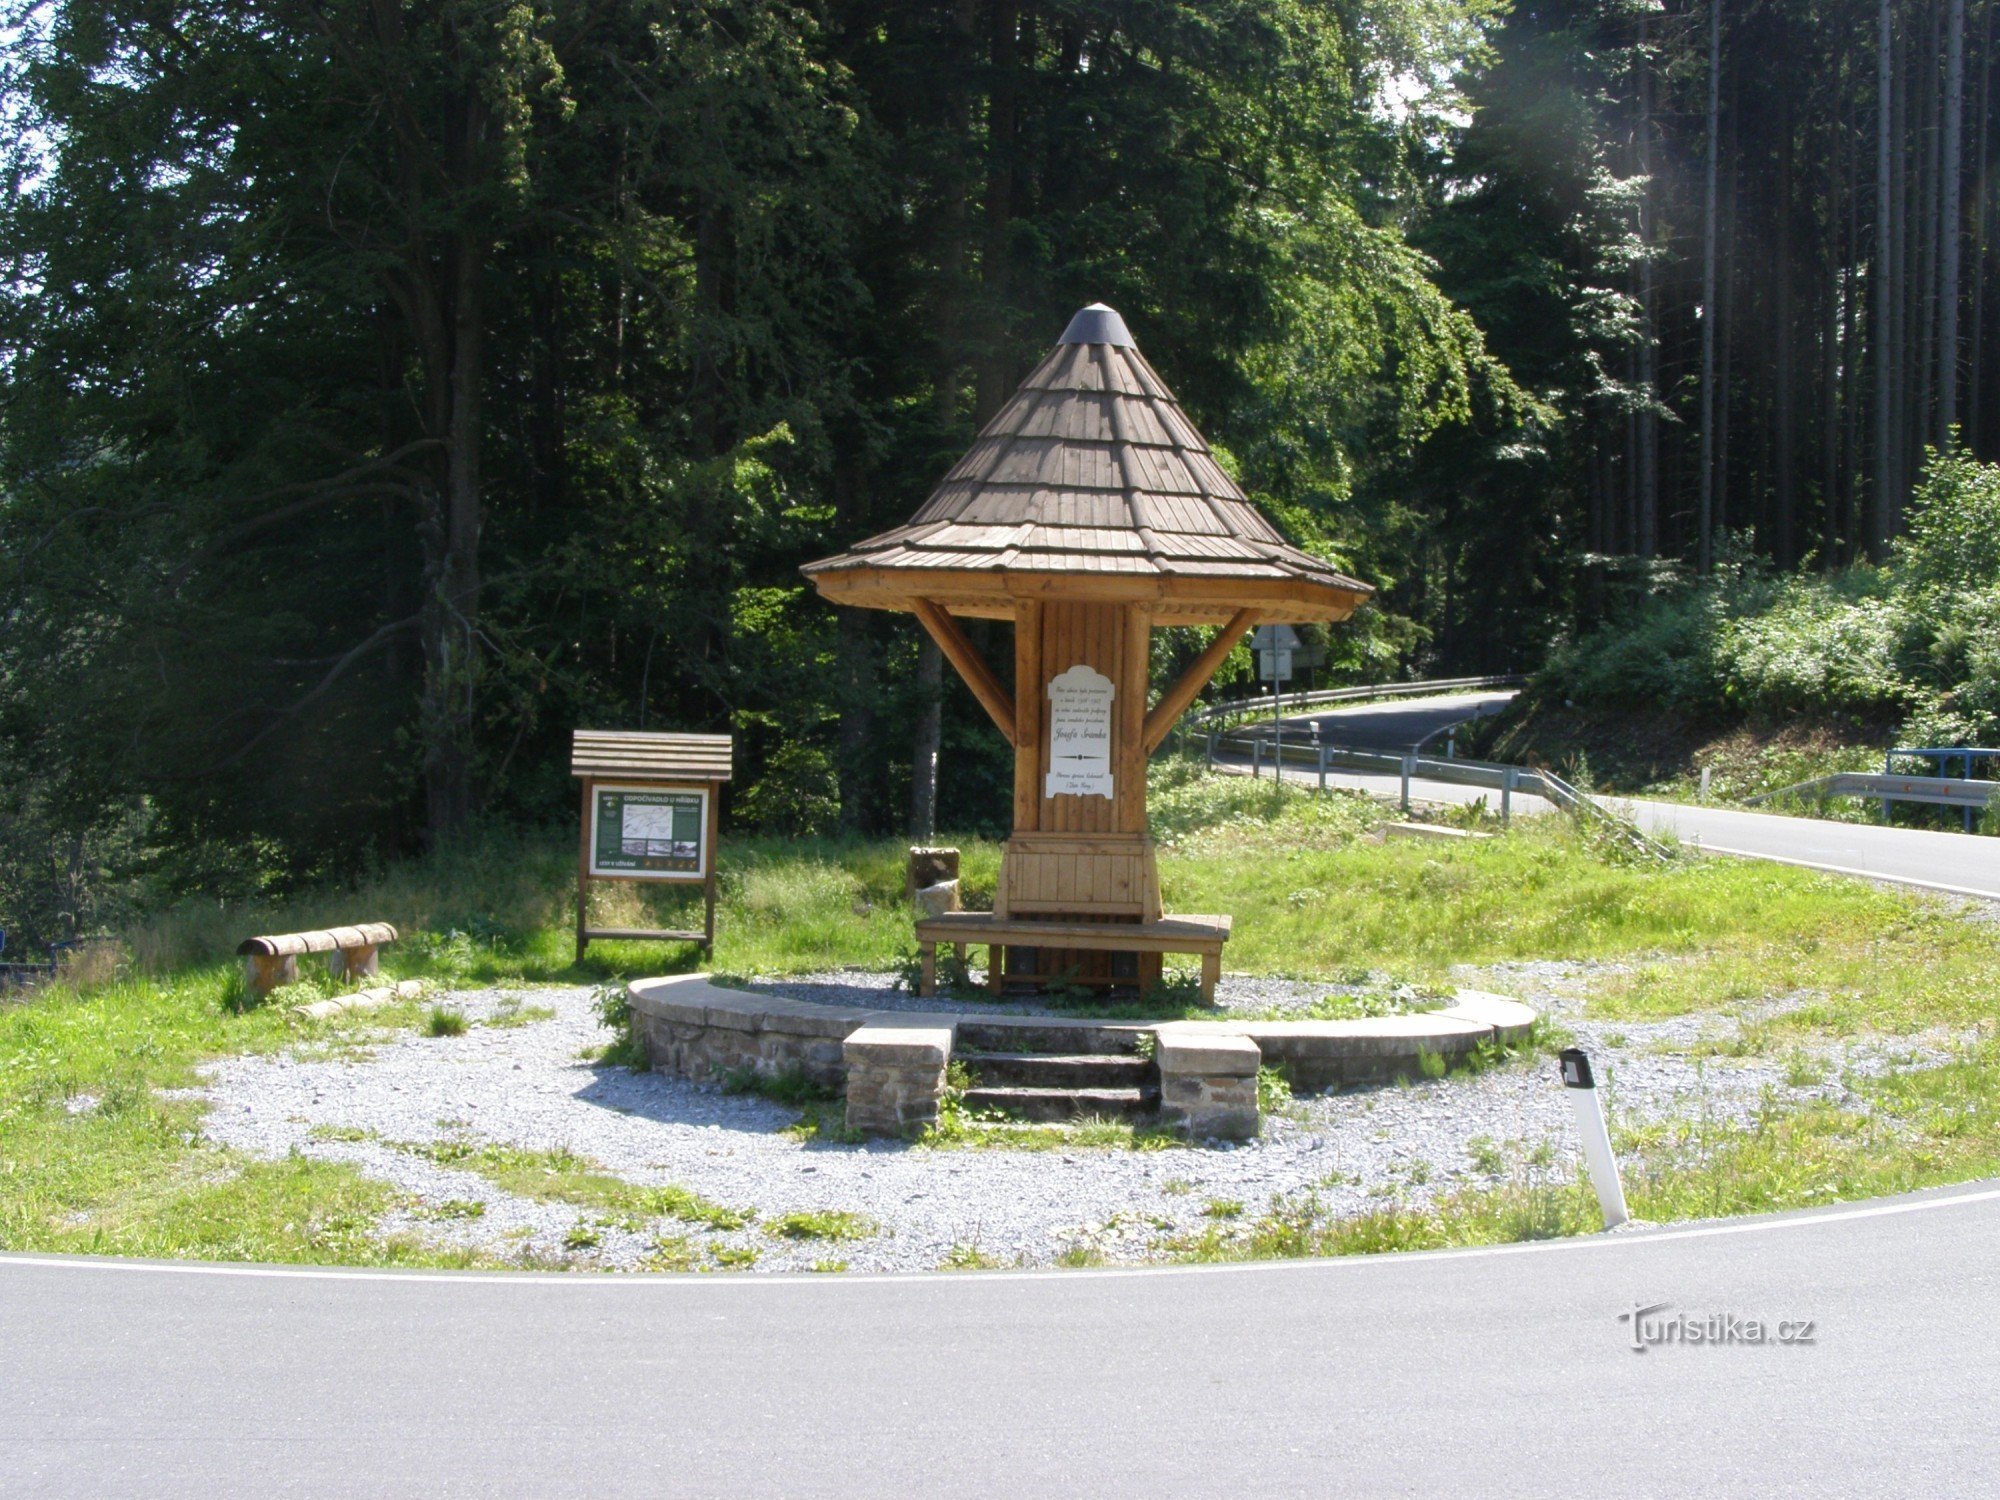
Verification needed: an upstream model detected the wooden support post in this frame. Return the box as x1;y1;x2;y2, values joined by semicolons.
575;777;593;964
919;942;937;997
913;598;1016;738
988;947;1005;995
328;944;379;983
1200;950;1221;1005
703;785;721;952
1115;606;1151;832
1142;608;1260;754
245;952;296;1001
1013;600;1044;833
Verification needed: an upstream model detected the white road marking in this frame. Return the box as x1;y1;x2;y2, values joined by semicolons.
4;1183;1997;1288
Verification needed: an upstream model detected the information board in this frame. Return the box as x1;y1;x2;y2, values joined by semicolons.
1044;663;1115;799
588;785;709;879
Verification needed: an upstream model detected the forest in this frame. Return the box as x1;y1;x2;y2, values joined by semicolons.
4;0;1999;944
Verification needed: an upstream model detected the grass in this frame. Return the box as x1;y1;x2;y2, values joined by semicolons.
940;1243;1005;1270
921;1094;1184;1153
8;762;2000;1269
1163;1038;2000;1263
764;1209;877;1242
425;1006;468;1037
391;1135;755;1230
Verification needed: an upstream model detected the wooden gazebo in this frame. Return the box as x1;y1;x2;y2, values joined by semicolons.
803;304;1371;998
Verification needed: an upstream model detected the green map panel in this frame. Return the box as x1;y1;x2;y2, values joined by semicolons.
593;788;705;876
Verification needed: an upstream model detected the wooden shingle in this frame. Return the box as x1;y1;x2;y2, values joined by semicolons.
570;731;733;782
802;303;1371;624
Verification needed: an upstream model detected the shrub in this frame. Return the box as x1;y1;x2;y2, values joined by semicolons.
1533;446;2000;747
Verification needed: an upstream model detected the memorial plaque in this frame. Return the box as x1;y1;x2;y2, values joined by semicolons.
1044;663;1115;799
588;785;709;879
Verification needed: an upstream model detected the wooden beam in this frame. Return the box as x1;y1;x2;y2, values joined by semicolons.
912;597;1016;738
1141;608;1259;755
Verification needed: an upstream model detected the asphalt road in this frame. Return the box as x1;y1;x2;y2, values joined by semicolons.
1271;690;2000;899
5;1182;1997;1497
1293;688;1519;754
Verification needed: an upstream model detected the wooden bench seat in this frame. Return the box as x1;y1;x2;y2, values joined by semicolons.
237;923;398;999
914;912;1232;1002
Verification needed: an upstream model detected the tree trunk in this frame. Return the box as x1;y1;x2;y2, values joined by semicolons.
1970;0;1993;453
907;0;982;842
1823;81;1848;566
839;608;879;836
1699;0;1721;573
1637;16;1660;558
975;0;1022;420
1873;0;1897;558
1775;77;1796;566
1943;0;1968;442
419;222;486;846
1918;0;1944;456
906;636;944;839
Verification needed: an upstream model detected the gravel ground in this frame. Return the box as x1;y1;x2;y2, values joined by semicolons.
194;969;1951;1274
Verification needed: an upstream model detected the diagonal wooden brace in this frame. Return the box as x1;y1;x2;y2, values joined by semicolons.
912;597;1016;738
1142;608;1260;754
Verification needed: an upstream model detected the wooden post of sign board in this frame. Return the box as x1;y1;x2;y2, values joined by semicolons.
575;776;593;964
704;788;720;950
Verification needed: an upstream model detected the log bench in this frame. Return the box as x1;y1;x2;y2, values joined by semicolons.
237;923;398;1000
913;912;1232;1003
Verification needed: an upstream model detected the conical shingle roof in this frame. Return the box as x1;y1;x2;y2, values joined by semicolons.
802;305;1371;624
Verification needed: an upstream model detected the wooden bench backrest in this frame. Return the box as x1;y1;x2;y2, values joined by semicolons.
995;837;1161;921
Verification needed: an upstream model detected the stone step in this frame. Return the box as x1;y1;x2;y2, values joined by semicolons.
958;1051;1154;1091
960;1085;1158;1123
955;1019;1150;1056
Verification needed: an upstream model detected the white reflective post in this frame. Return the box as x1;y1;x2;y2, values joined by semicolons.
1560;1048;1629;1229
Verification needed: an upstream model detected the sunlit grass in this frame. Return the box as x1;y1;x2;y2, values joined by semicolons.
8;763;2000;1268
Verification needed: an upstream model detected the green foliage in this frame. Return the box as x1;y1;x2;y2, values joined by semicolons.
425;1007;469;1038
735;744;841;838
1535;450;2000;750
394;1134;754;1230
0;0;1519;942
719;1065;837;1107
593;984;647;1071
764;1209;876;1243
1256;1067;1294;1113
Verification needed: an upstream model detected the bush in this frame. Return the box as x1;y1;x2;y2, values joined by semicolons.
1534;447;2000;746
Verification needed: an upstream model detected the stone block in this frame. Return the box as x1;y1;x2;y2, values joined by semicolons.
915;879;961;917
1154;1027;1261;1141
843;1026;952;1069
1154;1028;1261;1078
844;1023;953;1136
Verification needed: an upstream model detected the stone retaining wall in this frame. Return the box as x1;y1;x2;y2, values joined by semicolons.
625;975;875;1091
624;976;1540;1140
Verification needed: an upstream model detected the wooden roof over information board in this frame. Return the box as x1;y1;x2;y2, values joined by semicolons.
570;730;733;783
801;304;1372;625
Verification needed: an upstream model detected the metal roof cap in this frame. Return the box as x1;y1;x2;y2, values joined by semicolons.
1057;303;1135;347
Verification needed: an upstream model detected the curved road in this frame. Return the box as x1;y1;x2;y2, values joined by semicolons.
4;1182;1997;1496
1277;690;2000;900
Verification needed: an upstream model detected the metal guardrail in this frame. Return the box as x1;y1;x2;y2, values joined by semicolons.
1747;771;2000;833
1205;720;1671;861
1189;674;1526;728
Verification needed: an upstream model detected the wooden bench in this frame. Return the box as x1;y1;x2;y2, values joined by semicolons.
237;923;398;1000
913;912;1232;1003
